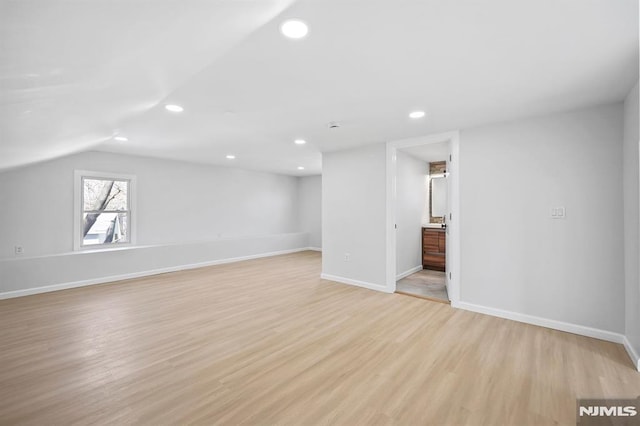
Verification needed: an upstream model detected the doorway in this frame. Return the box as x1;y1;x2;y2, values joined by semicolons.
385;131;460;306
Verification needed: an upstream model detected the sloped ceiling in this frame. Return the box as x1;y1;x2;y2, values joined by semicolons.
1;0;638;175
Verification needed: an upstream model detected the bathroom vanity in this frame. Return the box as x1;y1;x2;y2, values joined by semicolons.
422;226;446;271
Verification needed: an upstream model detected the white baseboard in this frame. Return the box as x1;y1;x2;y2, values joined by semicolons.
623;336;640;372
396;265;423;280
455;301;625;344
305;247;322;252
0;247;310;300
320;273;393;293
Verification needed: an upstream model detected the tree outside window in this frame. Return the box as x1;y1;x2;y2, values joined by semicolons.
74;171;136;250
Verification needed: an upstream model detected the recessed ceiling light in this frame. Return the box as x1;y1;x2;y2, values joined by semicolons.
165;104;184;113
409;111;425;119
294;139;306;145
297;166;305;170
226;154;236;159
114;136;128;142
280;19;309;39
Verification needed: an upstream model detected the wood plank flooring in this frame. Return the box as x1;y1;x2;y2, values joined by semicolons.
0;251;638;425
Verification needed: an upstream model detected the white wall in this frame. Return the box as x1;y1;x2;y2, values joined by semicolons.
396;151;427;277
0;151;299;258
0;233;308;296
623;81;640;366
459;103;625;333
297;175;322;249
322;143;388;291
0;151;309;296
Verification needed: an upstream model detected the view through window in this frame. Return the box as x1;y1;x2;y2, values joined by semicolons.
81;177;130;247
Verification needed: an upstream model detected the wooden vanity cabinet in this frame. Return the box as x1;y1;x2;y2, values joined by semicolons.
422;227;446;271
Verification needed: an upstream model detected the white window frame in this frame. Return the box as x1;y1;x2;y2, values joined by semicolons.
74;170;137;251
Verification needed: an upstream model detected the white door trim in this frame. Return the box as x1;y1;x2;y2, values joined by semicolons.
386;131;461;305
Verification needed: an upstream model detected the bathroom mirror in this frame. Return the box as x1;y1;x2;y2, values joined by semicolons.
431;177;447;218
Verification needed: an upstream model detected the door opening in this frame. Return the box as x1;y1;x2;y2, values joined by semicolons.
386;131;460;306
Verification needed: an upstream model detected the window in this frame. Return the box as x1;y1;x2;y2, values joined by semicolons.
74;171;136;250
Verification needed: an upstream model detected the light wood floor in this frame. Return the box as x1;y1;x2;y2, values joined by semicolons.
0;251;638;425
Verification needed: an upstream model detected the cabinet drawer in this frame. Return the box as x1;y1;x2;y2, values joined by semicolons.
423;231;438;246
423;252;445;271
423;239;439;252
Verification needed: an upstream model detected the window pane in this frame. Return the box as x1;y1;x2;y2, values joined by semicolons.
83;179;128;211
82;212;129;246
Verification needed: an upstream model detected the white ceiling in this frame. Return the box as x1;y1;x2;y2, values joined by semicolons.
401;142;450;165
1;0;637;175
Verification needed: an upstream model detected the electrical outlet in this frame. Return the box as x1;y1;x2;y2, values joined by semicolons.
14;246;24;255
551;207;566;219
344;253;350;262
